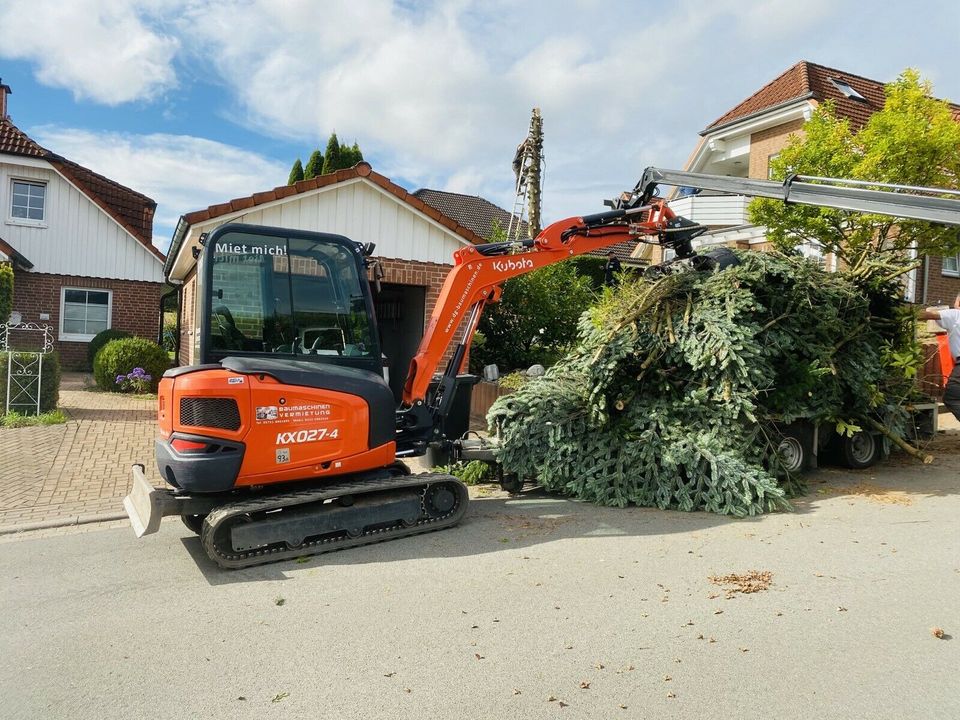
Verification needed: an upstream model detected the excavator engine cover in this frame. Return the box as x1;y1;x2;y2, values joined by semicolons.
156;358;396;493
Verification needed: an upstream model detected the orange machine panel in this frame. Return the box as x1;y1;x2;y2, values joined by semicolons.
167;369;398;488
235;373;385;485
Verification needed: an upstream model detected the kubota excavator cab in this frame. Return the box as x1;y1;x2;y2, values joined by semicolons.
156;224;398;494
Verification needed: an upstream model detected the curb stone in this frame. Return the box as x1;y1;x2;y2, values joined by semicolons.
0;511;127;536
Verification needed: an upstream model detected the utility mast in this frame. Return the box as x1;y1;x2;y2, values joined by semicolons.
508;108;544;240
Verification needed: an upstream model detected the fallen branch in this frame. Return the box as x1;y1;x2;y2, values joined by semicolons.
866;417;933;464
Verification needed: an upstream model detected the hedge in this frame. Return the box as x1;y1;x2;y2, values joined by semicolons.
0;262;12;324
87;328;133;369
0;351;60;414
93;337;170;392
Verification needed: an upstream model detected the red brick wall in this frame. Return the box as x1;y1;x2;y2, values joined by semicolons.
749;118;806;179
10;269;163;369
918;255;960;306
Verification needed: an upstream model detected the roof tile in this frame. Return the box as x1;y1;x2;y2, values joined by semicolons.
413;188;528;241
705;60;960;133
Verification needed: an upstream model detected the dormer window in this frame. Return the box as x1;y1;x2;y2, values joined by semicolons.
830;78;867;101
10;179;46;222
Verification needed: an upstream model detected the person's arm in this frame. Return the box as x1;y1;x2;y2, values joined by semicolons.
919;309;942;321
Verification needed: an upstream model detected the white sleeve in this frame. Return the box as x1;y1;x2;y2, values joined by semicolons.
937;309;960;332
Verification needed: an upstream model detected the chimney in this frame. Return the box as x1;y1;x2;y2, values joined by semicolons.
0;79;10;120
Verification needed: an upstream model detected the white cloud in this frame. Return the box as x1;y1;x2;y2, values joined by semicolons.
167;0;851;221
0;0;180;104
29;126;288;249
9;0;960;235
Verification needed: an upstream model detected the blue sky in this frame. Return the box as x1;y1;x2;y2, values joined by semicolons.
1;0;959;252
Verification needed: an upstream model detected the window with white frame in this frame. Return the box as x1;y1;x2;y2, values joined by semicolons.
60;288;111;341
10;179;46;222
767;153;780;180
943;255;959;277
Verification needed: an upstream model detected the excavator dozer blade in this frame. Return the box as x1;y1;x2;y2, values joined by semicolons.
123;464;171;537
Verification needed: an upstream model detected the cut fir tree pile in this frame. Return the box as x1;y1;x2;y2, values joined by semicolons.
488;250;920;516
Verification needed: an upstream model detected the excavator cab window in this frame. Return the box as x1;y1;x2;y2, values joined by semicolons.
200;225;381;374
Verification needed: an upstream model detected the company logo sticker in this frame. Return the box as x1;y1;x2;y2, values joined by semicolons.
228;377;245;385
256;406;278;421
255;403;332;424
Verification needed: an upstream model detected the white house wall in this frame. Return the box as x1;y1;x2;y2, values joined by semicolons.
0;158;163;282
175;179;467;280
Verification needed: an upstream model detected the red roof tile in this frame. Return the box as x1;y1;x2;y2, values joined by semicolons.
0;118;45;157
705;60;960;133
0;117;161;260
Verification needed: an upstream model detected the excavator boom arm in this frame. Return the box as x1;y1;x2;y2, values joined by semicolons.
400;202;676;405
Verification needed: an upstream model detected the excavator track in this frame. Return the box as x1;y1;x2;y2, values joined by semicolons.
200;472;468;569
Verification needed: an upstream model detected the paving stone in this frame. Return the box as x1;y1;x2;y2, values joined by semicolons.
0;372;160;528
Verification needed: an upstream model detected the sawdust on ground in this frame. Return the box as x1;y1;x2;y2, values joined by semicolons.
816;482;913;506
709;570;773;597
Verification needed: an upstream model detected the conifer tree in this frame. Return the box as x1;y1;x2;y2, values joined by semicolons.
321;133;342;175
340;142;364;168
287;158;304;185
303;149;324;179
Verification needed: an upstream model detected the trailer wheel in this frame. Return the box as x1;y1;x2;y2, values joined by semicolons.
776;436;806;474
840;431;878;469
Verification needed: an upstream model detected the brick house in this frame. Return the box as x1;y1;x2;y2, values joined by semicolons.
656;60;960;304
0;81;164;368
164;162;526;400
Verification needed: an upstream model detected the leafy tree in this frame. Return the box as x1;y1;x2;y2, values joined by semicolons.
471;220;593;372
304;149;324;180
321;132;342;175
749;69;960;285
288;158;304;185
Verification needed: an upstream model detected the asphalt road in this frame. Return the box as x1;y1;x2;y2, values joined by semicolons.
2;459;959;720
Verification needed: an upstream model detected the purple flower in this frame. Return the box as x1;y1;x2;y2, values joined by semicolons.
115;375;125;384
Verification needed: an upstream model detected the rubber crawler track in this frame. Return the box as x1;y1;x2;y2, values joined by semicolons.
200;472;468;569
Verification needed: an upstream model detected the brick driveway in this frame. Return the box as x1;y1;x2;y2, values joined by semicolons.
0;373;158;529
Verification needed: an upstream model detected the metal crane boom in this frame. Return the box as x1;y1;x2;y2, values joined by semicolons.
638;167;960;227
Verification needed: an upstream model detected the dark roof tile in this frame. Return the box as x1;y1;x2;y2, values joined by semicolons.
412;188;528;241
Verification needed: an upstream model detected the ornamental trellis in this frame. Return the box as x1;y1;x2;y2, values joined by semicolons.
1;322;54;416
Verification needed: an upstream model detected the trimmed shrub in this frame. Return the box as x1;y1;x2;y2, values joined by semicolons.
0;262;12;323
0;351;60;414
93;338;170;392
88;328;132;368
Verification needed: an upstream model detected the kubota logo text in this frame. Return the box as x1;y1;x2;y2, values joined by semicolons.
492;258;534;273
276;427;340;445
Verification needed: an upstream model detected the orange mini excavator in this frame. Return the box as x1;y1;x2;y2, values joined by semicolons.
125;167;960;567
124;169;705;568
